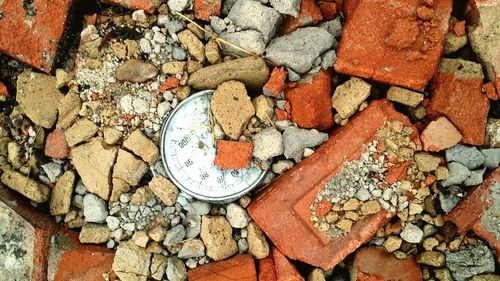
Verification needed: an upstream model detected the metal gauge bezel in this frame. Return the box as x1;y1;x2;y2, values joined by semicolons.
159;90;267;203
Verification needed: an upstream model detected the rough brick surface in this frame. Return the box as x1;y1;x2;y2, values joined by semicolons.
0;0;74;73
282;0;323;34
258;254;277;281
103;0;155;13
285;69;334;131
427;59;489;145
352;247;422;281
194;0;222;20
248;99;419;269
263;67;288;97
213;140;253;170
335;0;452;90
187;254;257;281
0;81;8;98
273;248;304;281
319;2;340;20
45;129;71;159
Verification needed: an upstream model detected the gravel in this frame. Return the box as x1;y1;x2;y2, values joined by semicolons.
83;193;108;223
225;203;251;228
164;224;186;246
400;223;424;243
184;201;211;215
441;162;471;187
252;127;284;161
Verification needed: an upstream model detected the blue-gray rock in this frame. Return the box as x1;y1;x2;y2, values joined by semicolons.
83;193;108;223
282;126;328;162
184;213;202;239
441;162;471;187
445;144;485;169
319;18;343;38
439;186;464;213
481;185;499;240
219;30;266;55
463;168;486;186
269;0;300;16
167;256;187;281
227;0;282;43
446;243;495;281
167;0;192;13
482;148;500;168
321;50;337;70
184;201;211;215
210;16;227;34
164;224;186;246
265;27;334;74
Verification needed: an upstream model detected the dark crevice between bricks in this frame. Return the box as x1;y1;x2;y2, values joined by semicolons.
22;0;36;21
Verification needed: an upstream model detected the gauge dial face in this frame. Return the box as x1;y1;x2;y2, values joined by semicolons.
160;90;266;203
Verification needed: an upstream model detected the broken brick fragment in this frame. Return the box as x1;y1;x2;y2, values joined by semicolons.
0;81;8;98
160;76;181;93
385;161;411;184
259;255;277;281
273;248;305;281
45;129;71;159
213;140;253;170
275;108;289;121
453;20;466;36
285;69;334;131
319;2;340;20
315;199;333;220
194;0;222;20
0;0;74;73
248;100;419;269
335;0;453;90
352;247;422;281
444;168;499;261
420;117;462;152
427;58;489;145
282;0;323;34
484;82;499;100
103;0;155;13
187;254;257;281
263;67;288;97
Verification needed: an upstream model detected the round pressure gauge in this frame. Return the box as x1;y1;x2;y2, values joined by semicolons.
159;90;266;203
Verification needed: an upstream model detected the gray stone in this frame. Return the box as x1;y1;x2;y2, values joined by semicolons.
167;0;192;13
445;144;485;169
321;49;336;70
252;127;283;161
41;162;62;182
166;256;187;281
282;126;328;162
238;238;249;252
184;214;202;239
319;18;343;38
355;188;372;202
210;16;227;34
0;201;35;281
439;186;464;213
222;0;237;14
265;27;334;74
446;243;495;281
164;224;186;246
482;148;500;168
219;30;266;56
106;216;120;230
227;0;281;43
184;201;211;215
225;203;251;228
400;223;424;243
178;239;205;259
464;168;486;186
441;162;471;187
173;47;188;60
269;0;300;16
83;193;108;223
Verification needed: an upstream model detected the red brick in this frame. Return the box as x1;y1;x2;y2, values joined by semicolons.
335;0;452;90
194;0;222;20
45;129;71;159
263;67;287;97
342;0;360;18
385;161;410;184
248;99;419;269
352;247;422;281
0;187;61;281
319;2;340;20
273;248;304;281
284;69;334;131
103;0;155;13
258;255;277;281
315;199;333;220
444;168;499;234
420;117;462;152
484;82;499;100
0;81;8;98
160;76;180;93
0;0;73;73
187;254;257;281
275;108;289;121
427;59;489;145
282;0;323;34
50;230;115;281
214;140;253;170
453;20;466;36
